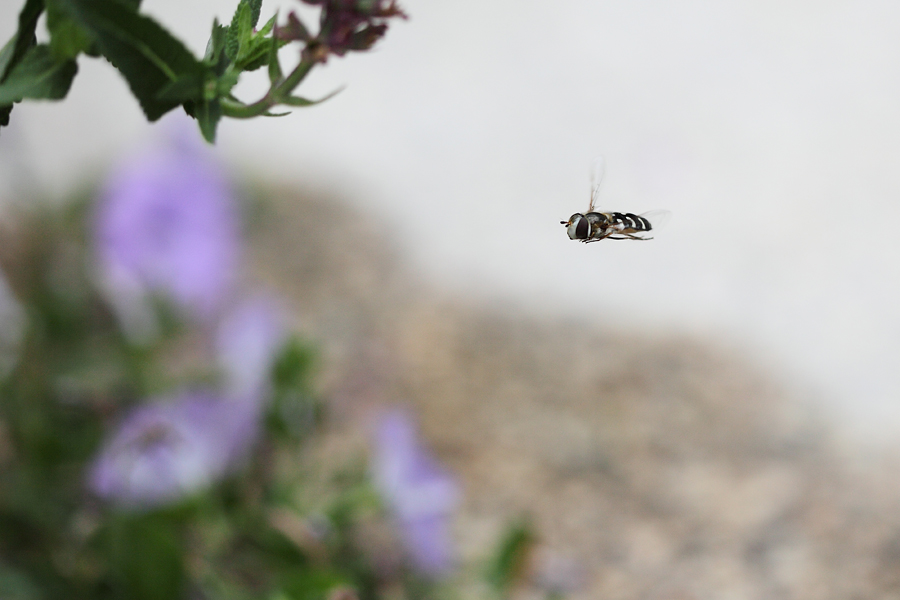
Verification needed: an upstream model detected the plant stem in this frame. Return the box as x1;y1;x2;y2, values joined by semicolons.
220;58;316;119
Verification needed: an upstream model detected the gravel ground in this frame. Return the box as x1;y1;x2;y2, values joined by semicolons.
248;185;900;600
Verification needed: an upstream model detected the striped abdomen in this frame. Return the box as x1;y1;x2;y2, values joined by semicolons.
601;212;653;232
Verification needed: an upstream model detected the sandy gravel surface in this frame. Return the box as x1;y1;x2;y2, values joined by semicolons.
249;186;900;600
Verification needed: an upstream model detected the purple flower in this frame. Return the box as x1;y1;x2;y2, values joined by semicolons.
279;0;407;61
216;296;288;398
371;408;459;577
94;118;240;330
89;390;258;509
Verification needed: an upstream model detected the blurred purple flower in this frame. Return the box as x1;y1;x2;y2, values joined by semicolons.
371;408;459;577
89;390;258;509
94;120;240;329
216;296;288;398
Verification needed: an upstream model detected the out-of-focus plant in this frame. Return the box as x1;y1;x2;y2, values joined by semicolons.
371;409;460;578
0;121;552;600
0;0;406;142
0;0;564;593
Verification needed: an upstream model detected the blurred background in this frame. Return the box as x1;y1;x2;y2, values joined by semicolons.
5;1;900;597
4;0;900;444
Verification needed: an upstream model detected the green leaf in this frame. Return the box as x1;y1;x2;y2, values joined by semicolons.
204;18;227;64
46;3;93;60
155;72;204;102
225;0;252;62
62;0;205;121
485;519;536;594
237;38;270;72
267;33;282;84
281;86;343;107
249;0;263;27
194;98;222;143
0;45;78;105
272;337;315;390
0;0;44;127
257;13;276;37
0;41;17;93
233;17;285;73
281;96;316;107
99;514;187;600
0;0;44;81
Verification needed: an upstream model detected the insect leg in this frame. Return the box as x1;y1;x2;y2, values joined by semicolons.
607;233;653;241
584;231;614;243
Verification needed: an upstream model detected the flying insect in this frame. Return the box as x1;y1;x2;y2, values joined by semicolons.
561;157;670;242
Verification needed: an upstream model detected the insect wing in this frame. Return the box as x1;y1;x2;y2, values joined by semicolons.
588;156;606;213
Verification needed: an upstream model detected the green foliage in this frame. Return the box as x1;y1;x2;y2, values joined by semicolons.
98;513;188;600
0;0;44;81
0;0;558;594
0;45;77;104
225;1;253;64
0;189;543;600
0;0;406;142
45;2;93;60
192;96;224;144
0;564;41;600
0;0;45;126
485;519;537;598
60;0;207;121
267;338;319;442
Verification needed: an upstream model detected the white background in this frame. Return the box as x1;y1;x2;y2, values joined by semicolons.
3;0;900;442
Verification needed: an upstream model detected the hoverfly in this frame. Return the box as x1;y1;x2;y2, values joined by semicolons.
561;157;670;242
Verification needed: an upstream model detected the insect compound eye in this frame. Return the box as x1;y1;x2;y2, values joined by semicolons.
567;214;589;240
